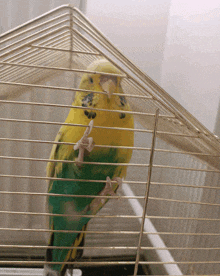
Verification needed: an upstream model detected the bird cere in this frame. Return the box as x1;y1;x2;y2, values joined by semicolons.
44;58;134;275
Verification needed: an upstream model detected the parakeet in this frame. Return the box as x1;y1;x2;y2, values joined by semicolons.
44;58;134;275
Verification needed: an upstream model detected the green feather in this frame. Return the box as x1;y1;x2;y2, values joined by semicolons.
48;148;120;272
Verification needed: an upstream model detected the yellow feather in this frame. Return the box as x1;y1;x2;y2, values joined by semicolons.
47;58;134;189
62;59;134;178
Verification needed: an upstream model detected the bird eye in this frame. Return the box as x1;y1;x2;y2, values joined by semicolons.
89;77;93;84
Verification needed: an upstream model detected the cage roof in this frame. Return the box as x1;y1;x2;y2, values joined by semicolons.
0;4;220;170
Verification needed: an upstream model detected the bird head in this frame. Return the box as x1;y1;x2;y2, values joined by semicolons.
79;58;122;100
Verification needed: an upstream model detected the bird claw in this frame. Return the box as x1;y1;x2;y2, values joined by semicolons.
90;176;123;214
74;120;94;166
99;176;116;204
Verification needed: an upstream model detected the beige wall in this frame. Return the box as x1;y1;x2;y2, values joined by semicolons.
0;0;86;34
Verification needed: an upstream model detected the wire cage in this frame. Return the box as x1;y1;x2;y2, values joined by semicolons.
0;5;220;276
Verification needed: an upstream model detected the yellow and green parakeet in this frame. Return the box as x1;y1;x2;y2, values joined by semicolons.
44;58;134;275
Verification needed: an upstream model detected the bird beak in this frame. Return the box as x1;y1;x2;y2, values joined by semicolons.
100;79;117;99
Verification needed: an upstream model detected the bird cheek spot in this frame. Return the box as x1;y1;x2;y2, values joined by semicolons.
84;110;89;117
91;112;96;119
84;110;96;119
119;113;126;119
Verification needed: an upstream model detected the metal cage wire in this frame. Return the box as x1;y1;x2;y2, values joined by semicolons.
0;5;220;276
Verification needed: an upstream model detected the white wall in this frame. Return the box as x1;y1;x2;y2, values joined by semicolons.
161;0;220;131
0;0;86;33
85;0;220;132
86;0;171;84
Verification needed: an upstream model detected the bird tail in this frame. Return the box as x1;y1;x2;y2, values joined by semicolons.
60;223;88;276
44;223;87;276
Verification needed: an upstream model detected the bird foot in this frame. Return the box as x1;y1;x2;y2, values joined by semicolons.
90;176;123;214
74;120;94;166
